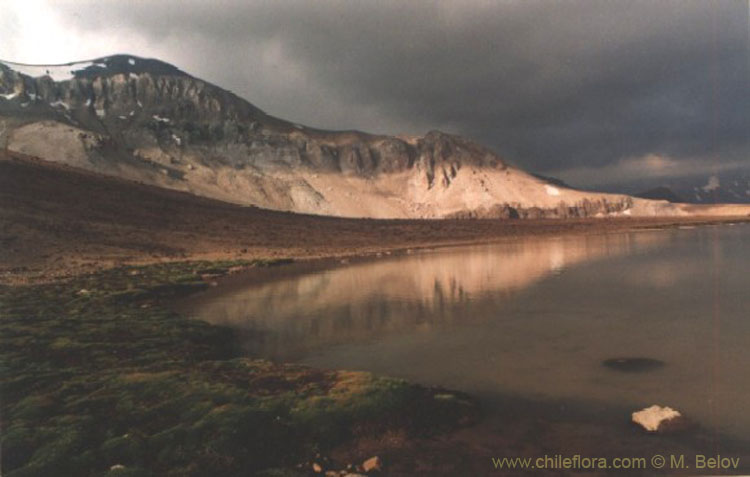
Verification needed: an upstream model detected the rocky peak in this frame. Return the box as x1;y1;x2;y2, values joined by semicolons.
0;55;510;180
0;54;267;129
0;53;672;219
1;55;189;82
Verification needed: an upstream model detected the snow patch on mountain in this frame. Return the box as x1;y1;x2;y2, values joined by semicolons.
3;60;100;82
0;55;186;84
50;100;70;110
702;175;720;192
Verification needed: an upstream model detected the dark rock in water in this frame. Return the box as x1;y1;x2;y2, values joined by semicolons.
603;357;665;372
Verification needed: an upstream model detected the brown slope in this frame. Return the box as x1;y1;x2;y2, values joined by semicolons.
1;150;748;284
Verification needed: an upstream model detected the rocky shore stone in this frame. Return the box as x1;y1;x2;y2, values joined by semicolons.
632;405;684;432
362;456;382;472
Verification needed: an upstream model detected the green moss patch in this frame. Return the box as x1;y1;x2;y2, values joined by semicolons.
1;260;476;476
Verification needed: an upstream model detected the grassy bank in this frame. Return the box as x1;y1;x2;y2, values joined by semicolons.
0;260;477;476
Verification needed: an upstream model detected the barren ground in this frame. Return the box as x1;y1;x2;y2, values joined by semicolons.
2;151;748;285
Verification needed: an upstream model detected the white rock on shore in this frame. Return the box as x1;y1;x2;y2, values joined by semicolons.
362;456;382;472
632;405;682;432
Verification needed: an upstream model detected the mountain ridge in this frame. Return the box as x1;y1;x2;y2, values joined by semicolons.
1;54;748;219
635;186;685;203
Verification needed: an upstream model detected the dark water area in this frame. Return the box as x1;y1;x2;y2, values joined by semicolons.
177;224;750;466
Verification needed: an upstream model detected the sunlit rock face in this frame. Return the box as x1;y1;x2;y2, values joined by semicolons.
0;55;708;218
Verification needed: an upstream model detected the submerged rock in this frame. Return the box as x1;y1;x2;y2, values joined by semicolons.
632;405;685;432
603;357;664;372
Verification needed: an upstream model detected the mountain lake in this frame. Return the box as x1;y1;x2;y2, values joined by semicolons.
175;223;750;463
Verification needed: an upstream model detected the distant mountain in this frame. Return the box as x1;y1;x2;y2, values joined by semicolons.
1;54;747;219
631;174;750;205
682;173;750;204
635;186;685;203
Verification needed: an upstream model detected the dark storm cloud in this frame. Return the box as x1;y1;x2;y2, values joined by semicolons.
50;0;749;186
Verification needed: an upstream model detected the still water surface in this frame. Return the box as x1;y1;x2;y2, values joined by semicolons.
179;225;750;441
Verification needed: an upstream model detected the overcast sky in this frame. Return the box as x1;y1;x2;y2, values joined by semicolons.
2;0;749;190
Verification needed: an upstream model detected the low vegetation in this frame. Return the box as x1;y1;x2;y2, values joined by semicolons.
0;260;476;476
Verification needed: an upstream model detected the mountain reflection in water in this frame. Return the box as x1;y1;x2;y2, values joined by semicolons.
178;225;750;441
179;231;666;360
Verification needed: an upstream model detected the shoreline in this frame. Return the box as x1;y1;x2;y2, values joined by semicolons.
4;210;749;285
0;260;481;476
2;151;750;285
213;215;750;280
7;255;750;476
172;219;748;312
4;224;750;475
169;227;750;475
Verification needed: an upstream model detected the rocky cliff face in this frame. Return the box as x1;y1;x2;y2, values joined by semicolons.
0;56;495;175
0;54;688;218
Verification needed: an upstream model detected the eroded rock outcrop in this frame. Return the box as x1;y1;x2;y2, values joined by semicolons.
0;55;696;219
